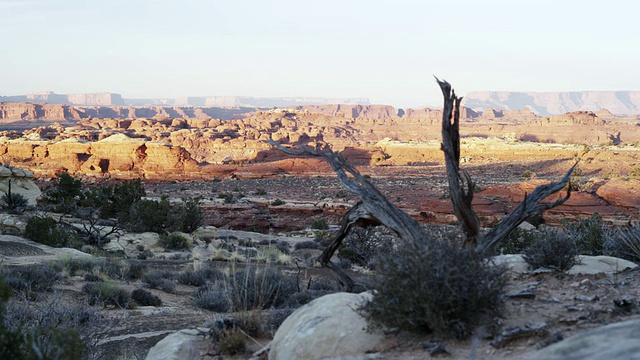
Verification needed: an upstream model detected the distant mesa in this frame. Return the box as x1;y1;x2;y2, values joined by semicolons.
0;92;370;108
464;91;640;116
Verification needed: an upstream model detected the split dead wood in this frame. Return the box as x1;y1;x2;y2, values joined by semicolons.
268;79;575;291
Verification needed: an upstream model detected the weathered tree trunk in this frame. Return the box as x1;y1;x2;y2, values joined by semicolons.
269;79;575;290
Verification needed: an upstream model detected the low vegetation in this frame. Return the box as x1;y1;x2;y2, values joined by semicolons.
361;238;508;339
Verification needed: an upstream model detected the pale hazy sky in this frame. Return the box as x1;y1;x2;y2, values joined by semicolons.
1;0;639;108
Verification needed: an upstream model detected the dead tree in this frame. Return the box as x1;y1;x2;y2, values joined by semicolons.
269;79;574;290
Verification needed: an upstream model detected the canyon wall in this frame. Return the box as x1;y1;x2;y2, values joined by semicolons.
464;91;640;116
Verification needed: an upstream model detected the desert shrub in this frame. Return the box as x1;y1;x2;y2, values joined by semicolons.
1;181;28;213
293;241;324;250
275;240;291;255
217;330;246;355
1;290;103;360
607;227;640;263
126;197;175;233
270;199;285;206
40;173;83;212
142;270;177;293
173;197;204;233
178;268;226;286
53;256;97;276
191;282;231;312
563;213;608;255
522;230;579;271
126;261;148;280
83;282;131;308
84;273;103;282
308;277;338;291
218;193;235;204
97;179;146;220
159;233;190;250
498;227;537;254
266;308;295;334
24;215;76;247
338;226;393;269
361;238;507;339
228;267;297;311
3;265;62;294
311;218;329;230
131;289;162;307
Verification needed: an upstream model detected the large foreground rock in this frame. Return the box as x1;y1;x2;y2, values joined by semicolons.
528;318;640;360
269;292;386;360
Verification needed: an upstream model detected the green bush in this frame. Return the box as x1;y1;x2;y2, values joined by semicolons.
361;239;507;339
97;179;146;220
498;227;537;254
41;173;83;212
24;216;76;247
173;197;204;233
159;233;190;250
270;199;285;206
522;230;579;271
126;197;175;233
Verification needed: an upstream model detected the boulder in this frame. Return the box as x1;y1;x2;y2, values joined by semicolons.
528;318;640;360
0;167;42;206
145;328;208;360
269;292;386;360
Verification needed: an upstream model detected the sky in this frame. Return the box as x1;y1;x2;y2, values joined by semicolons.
1;0;639;109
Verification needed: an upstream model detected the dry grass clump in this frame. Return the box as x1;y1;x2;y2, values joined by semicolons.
361;238;507;339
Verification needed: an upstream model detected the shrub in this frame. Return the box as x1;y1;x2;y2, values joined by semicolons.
498;227;537;254
142;270;177;293
1;181;28;212
361;238;507;339
173;197;204;233
270;199;285;206
563;213;607;255
191;282;230;312
522;230;579;271
338;226;393;269
24;216;75;247
228;267;297;311
293;241;324;250
217;330;246;355
96;178;146;221
126;197;175;233
311;218;329;230
3;265;62;294
178;268;226;286
159;233;190;250
40;173;83;212
608;227;640;263
82;282;130;308
131;289;162;307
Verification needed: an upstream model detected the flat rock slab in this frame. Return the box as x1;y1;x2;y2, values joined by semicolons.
492;254;637;275
0;234;92;266
528;318;640;360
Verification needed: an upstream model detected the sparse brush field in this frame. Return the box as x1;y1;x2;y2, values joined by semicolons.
1;171;640;359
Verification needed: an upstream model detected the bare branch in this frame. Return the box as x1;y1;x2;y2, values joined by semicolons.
479;163;576;255
437;78;480;246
